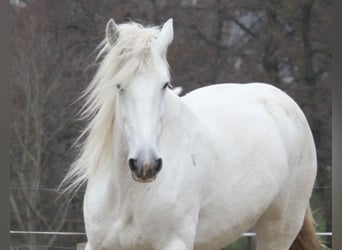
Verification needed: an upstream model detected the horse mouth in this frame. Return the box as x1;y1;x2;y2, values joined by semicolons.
131;173;157;183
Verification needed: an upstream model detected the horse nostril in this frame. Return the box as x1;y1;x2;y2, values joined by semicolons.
155;158;162;173
129;158;138;172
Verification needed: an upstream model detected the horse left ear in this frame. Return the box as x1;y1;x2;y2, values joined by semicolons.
154;18;174;58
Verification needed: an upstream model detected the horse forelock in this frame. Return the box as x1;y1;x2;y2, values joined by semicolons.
97;22;163;82
61;22;167;194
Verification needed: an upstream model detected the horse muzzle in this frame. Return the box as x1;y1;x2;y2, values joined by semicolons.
128;157;162;183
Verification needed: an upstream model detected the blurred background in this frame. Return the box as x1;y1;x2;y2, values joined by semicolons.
10;0;331;249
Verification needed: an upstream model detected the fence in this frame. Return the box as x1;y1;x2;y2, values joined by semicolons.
10;185;332;249
10;230;332;250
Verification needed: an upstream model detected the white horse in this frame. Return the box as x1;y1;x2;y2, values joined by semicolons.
63;19;324;250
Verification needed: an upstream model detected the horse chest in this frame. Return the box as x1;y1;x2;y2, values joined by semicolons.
84;184;180;250
86;206;153;250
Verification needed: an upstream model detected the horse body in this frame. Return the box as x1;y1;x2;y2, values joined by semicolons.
182;83;317;249
64;19;322;250
83;82;316;250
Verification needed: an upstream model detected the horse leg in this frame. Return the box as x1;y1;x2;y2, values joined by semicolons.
155;228;197;250
160;239;189;250
153;220;197;250
84;242;92;250
254;198;308;250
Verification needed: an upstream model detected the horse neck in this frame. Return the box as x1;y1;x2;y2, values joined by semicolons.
162;91;184;128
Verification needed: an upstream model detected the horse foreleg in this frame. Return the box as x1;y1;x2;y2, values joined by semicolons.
84;242;92;250
160;239;189;250
155;222;197;250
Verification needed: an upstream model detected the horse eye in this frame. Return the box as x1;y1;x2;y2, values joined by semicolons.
163;82;172;90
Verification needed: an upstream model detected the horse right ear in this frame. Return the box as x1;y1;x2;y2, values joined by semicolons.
106;19;119;46
154;18;174;59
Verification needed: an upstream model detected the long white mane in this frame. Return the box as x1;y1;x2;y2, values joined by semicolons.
61;22;165;193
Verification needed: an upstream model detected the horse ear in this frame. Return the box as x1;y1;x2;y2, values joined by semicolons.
154;18;174;58
106;19;119;46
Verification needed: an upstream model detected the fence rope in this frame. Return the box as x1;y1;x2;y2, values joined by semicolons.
10;230;332;237
10;185;332;191
11;245;76;249
10;230;86;235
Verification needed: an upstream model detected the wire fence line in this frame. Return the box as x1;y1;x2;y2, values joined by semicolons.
10;230;332;237
10;231;86;236
10;187;86;192
9;186;332;192
10;245;76;250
